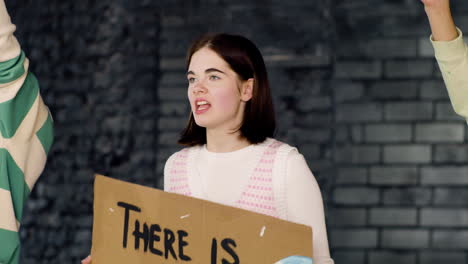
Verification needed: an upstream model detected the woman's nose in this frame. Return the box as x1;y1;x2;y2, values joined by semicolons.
192;81;207;94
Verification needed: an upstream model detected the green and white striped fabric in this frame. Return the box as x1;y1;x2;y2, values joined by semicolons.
1;1;54;263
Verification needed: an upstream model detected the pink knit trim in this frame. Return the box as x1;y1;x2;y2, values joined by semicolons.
167;149;192;197
235;140;282;217
167;140;283;218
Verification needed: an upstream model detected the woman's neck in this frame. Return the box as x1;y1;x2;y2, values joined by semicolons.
205;129;251;153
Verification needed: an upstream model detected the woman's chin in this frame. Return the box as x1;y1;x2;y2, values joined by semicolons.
193;118;209;128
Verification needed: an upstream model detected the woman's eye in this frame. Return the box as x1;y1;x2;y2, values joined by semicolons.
209;75;220;81
188;77;196;83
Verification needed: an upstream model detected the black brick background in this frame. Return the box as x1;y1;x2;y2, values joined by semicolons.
4;0;468;263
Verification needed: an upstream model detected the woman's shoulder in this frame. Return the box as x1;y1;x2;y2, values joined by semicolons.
265;137;300;156
163;145;202;191
267;138;311;172
166;145;202;164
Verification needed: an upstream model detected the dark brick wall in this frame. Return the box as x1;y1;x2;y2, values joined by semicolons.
5;0;467;263
331;1;468;263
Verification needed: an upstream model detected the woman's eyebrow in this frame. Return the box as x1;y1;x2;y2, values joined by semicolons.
205;68;226;74
186;68;226;76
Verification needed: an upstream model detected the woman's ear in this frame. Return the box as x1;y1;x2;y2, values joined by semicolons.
240;78;254;102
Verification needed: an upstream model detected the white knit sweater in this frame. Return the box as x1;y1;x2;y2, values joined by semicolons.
164;138;334;264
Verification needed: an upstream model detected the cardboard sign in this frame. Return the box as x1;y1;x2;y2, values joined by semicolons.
91;175;312;263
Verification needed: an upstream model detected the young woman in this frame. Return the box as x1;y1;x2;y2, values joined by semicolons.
422;0;468;122
0;1;54;263
83;32;333;264
164;33;333;263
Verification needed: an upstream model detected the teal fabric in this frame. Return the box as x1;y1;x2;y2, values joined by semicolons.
275;256;313;264
0;149;30;221
0;228;20;264
0;51;25;84
0;72;39;139
36;113;54;155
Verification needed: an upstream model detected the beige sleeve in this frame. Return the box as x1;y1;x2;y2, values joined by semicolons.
0;0;21;61
285;150;334;264
431;28;468;123
0;0;25;105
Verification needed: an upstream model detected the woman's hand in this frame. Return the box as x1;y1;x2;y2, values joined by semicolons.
81;255;91;264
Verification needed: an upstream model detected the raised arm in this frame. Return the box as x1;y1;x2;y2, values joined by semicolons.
0;1;54;263
422;0;468;121
422;0;458;41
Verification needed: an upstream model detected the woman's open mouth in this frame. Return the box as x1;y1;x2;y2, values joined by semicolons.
195;100;211;114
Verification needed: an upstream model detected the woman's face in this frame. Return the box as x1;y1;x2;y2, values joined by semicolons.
187;47;252;131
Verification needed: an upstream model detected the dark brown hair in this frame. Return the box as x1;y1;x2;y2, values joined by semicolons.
178;33;276;146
